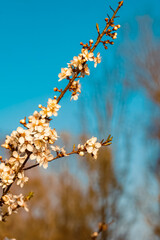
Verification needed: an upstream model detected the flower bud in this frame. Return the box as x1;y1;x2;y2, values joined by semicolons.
79;151;84;156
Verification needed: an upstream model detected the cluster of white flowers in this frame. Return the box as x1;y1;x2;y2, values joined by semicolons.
2;193;28;215
58;48;96;82
2;110;58;170
0;163;15;189
0;107;61;219
0;92;103;221
58;46;101;100
78;137;101;159
0;151;29;191
39;98;61;118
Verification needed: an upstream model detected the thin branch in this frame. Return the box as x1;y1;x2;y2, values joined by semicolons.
56;1;123;103
23;151;77;171
57;72;79;104
109;6;115;13
23;139;112;171
91;1;123;53
91;221;114;240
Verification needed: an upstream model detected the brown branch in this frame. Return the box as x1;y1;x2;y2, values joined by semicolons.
90;1;123;53
56;1;123;104
57;72;79;104
23;150;77;171
23;138;112;171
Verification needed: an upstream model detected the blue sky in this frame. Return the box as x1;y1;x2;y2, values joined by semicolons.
0;0;160;136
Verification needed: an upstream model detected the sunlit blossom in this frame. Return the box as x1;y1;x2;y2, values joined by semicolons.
94;52;101;67
17;172;29;188
58;67;72;81
85;137;101;159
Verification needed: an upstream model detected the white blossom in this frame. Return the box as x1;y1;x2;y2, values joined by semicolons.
37;150;53;169
78;144;85;156
39;99;61;118
70;80;81;101
0;164;15;188
9;151;27;170
17;172;28;188
81;49;94;61
2;193;29;215
85;137;101;159
70;55;84;70
94;52;101;67
58;67;72;81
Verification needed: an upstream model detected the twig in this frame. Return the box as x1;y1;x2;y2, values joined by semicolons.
91;221;114;240
23;139;112;171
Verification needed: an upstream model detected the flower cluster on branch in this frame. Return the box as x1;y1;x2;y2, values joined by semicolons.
0;1;123;223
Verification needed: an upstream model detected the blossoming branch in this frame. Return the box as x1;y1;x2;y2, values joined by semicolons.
0;1;123;222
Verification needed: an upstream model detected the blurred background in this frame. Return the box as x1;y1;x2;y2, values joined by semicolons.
0;0;160;239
